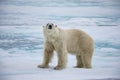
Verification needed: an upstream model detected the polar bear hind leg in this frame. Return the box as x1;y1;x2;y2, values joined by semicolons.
75;51;93;68
74;55;84;68
81;52;93;68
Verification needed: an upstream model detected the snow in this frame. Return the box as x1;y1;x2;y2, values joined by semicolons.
0;49;120;80
0;0;120;80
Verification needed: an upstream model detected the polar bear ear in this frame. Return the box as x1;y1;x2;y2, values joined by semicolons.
42;26;45;28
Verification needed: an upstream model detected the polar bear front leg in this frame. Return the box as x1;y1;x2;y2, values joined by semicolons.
38;46;54;68
54;49;67;70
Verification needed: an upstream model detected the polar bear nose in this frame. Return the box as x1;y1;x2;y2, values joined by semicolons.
48;25;52;29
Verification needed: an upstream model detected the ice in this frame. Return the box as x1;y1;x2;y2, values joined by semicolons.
0;26;120;80
0;0;120;80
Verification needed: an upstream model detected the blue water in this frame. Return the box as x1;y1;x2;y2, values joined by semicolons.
0;0;120;53
0;0;119;26
0;0;119;60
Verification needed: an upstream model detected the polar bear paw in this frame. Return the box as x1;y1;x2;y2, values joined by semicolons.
54;66;65;70
37;64;49;68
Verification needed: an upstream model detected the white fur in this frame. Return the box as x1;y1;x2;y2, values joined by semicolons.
38;23;94;70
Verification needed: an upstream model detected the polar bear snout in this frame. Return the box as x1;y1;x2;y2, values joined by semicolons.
46;23;54;29
48;25;52;29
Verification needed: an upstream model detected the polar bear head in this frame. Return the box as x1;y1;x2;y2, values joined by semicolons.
43;23;59;37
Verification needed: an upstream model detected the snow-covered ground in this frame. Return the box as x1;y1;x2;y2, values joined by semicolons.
0;26;120;80
0;0;120;80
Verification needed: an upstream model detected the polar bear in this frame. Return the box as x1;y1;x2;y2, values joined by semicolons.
38;23;94;70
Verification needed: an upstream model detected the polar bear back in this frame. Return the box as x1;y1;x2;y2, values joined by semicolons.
64;29;94;55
